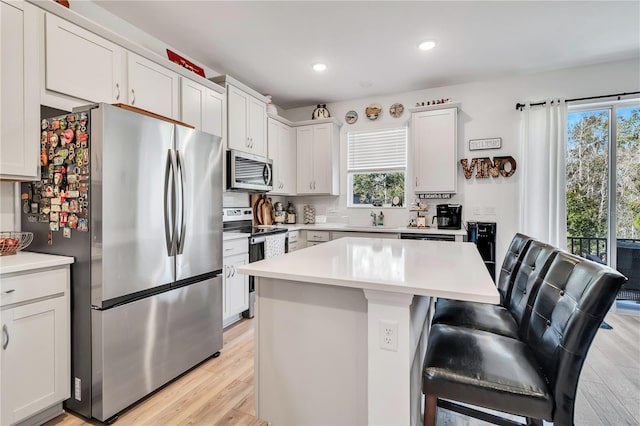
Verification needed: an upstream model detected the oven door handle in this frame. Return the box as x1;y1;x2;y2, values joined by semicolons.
251;236;266;245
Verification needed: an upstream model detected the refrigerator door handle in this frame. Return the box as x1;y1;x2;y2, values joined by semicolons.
176;150;186;255
164;149;177;256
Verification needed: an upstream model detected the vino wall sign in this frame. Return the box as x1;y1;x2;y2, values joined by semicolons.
460;156;517;179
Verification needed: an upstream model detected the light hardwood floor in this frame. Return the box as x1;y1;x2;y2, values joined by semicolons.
46;313;639;426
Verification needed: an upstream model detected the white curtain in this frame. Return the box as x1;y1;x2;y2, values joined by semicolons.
519;100;568;248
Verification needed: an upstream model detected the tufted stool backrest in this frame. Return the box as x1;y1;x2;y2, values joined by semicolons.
524;251;627;424
503;240;557;336
497;233;533;305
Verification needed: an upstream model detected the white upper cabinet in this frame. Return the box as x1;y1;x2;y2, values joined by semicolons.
181;78;223;136
204;87;224;137
295;120;340;195
0;0;39;180
411;106;458;193
226;84;267;157
45;13;124;104
127;52;180;120
268;117;296;195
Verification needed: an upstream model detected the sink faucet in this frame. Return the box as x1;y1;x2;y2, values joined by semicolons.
370;211;377;226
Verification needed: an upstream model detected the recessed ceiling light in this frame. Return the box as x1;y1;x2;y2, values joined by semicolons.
418;40;437;51
313;63;327;72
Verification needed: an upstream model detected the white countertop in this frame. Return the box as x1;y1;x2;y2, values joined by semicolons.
273;223;467;236
0;252;75;275
238;237;498;303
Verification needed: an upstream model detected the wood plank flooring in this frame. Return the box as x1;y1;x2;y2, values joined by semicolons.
46;313;639;425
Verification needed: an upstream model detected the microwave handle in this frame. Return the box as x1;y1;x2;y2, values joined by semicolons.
264;163;272;186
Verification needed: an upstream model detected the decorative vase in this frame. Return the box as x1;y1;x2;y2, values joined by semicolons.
265;95;278;115
303;205;316;224
312;104;330;120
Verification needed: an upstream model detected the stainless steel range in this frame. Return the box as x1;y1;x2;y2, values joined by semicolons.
222;208;288;317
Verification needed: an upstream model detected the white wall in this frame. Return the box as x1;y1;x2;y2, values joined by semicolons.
0;183;16;231
281;59;640;264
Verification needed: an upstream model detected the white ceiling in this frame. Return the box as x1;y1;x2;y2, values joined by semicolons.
94;1;640;110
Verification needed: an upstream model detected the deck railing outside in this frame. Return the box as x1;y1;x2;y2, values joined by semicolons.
567;236;640;262
567;236;640;301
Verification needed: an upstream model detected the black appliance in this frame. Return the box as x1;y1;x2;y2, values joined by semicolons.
222;208;288;318
467;222;497;282
433;204;462;230
399;233;456;242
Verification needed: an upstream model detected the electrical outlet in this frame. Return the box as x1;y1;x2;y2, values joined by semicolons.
74;377;81;401
379;320;398;351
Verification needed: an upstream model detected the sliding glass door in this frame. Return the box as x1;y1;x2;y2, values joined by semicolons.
566;101;639;300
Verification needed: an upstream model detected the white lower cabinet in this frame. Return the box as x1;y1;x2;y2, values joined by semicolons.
223;237;249;327
287;230;299;252
0;263;70;426
303;230;330;249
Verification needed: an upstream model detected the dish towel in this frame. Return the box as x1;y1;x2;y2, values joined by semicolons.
265;233;286;259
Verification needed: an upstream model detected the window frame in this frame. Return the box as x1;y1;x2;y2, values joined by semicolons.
346;126;408;209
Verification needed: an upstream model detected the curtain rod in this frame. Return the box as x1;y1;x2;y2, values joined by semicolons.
515;91;640;111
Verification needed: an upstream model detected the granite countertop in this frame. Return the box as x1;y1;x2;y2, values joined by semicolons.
238;237;498;303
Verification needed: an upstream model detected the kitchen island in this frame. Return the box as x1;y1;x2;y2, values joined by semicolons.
238;237;498;426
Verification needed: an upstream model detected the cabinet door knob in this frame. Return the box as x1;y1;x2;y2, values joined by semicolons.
2;324;8;350
131;89;136;105
2;289;15;294
115;83;120;100
415;177;418;187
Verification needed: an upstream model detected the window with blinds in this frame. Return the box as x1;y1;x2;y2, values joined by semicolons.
347;127;407;207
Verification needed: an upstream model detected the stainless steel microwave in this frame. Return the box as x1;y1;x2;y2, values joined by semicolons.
226;149;273;192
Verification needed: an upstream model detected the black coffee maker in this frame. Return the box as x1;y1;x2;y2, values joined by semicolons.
433;204;462;229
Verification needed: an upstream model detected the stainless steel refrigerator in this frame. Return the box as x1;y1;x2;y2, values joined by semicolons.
21;103;223;422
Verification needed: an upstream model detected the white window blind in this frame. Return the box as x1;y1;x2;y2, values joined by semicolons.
347;127;407;172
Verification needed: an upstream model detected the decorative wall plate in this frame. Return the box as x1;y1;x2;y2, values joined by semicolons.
365;103;382;120
345;110;358;124
389;103;404;118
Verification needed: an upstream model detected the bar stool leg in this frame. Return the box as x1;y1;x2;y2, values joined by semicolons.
424;395;437;426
